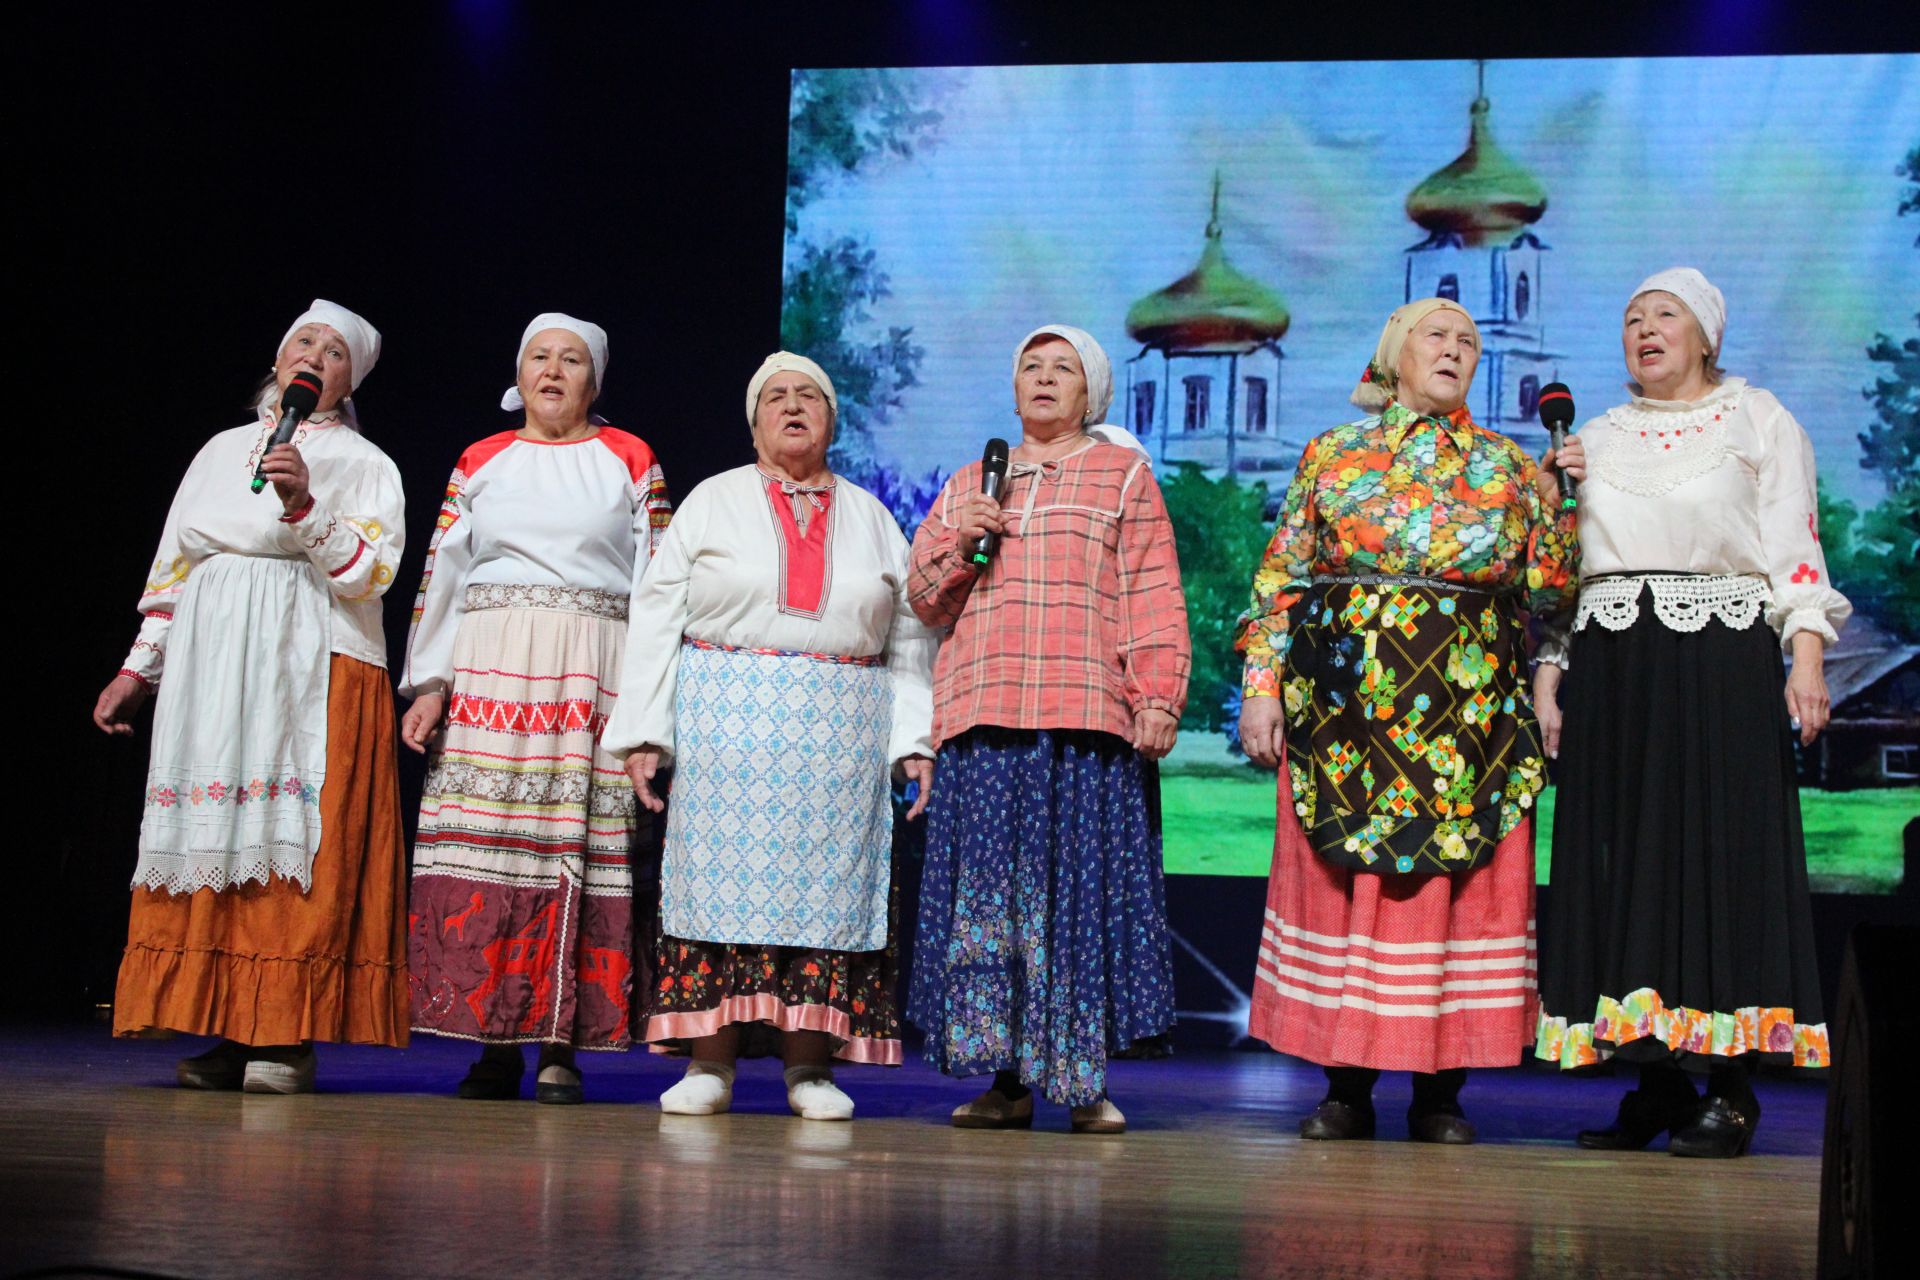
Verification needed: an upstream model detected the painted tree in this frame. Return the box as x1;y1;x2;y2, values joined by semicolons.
1158;464;1276;732
781;69;959;530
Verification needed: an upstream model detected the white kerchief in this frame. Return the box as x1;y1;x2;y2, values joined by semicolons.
278;299;381;391
1631;267;1727;357
746;352;838;427
1013;323;1113;425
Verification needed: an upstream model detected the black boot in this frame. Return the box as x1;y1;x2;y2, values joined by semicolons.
1301;1066;1378;1140
457;1043;526;1100
1670;1061;1760;1159
1577;1062;1698;1150
1408;1068;1474;1145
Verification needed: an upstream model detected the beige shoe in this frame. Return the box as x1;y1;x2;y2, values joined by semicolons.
951;1086;1034;1130
1070;1098;1126;1134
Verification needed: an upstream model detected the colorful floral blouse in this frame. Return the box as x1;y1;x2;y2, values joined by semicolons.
1236;402;1579;697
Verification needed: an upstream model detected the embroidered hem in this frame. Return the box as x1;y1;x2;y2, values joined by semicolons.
1534;988;1829;1069
1574;573;1769;635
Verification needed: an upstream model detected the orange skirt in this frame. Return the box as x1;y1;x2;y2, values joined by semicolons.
114;655;409;1047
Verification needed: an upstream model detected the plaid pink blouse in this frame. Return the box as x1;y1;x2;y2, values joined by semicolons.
908;441;1190;749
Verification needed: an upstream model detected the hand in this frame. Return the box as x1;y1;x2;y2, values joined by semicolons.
1537;433;1586;506
896;755;934;820
626;746;668;813
93;674;149;736
400;692;446;754
1785;636;1830;746
1532;664;1564;759
953;493;1007;551
1238;694;1284;768
261;442;312;514
1131;708;1178;761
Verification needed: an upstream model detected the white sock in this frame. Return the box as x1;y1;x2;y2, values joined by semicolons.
785;1066;854;1121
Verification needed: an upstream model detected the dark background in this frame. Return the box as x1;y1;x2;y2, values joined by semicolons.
17;2;1914;1015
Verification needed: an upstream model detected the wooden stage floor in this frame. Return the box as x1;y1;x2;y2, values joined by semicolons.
0;1021;1826;1279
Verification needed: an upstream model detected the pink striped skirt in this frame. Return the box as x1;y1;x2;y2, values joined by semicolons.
1248;764;1537;1074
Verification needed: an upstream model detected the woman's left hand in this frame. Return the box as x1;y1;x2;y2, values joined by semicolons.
261;442;312;515
1537;433;1586;507
1132;708;1178;761
897;755;934;820
1786;636;1831;746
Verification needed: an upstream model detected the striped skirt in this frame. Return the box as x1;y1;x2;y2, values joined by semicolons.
407;585;642;1050
1248;752;1537;1074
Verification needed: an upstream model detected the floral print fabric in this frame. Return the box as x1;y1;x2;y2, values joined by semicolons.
1535;988;1830;1069
1236;402;1578;695
909;727;1173;1106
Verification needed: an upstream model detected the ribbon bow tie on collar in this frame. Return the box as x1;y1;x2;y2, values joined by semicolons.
768;475;836;512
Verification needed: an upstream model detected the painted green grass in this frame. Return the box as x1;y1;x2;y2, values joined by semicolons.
1161;767;1913;893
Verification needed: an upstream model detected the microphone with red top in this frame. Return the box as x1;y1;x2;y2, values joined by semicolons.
251;370;326;493
1537;381;1578;512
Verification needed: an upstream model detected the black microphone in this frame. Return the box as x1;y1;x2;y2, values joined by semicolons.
1537;382;1578;512
251;371;326;493
968;437;1010;569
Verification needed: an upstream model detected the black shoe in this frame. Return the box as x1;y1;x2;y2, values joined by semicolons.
1300;1101;1376;1140
1408;1107;1476;1145
534;1065;584;1105
1576;1086;1698;1151
1669;1097;1757;1159
457;1050;525;1101
176;1040;249;1091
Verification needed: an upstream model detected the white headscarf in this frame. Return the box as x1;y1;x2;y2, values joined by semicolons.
501;313;609;411
276;299;381;391
746;352;838;427
1630;267;1727;357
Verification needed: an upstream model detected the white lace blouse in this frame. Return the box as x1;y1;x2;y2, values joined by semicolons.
1538;378;1850;667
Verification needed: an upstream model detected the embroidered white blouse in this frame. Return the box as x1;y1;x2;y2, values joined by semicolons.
121;416;406;683
400;427;673;697
1538;378;1851;667
601;464;937;764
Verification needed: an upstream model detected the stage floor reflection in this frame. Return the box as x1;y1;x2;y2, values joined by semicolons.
0;1021;1823;1279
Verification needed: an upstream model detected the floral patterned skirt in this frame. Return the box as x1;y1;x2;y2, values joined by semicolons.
1535;595;1829;1069
909;727;1174;1107
639;927;901;1066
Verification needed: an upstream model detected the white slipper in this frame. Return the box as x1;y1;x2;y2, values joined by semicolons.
241;1049;317;1095
660;1061;734;1115
785;1066;854;1121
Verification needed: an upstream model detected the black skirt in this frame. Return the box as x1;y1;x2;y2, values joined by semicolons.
1535;589;1829;1070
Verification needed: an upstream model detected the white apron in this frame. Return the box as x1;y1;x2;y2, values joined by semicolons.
134;553;332;894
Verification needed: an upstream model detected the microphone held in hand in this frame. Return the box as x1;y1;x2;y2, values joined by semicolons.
251;371;325;493
969;437;1010;569
1537;381;1578;512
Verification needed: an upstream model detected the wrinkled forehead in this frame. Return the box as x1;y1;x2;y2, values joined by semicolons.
522;327;594;358
283;322;346;349
1018;334;1082;366
1624;290;1690;317
759;371;824;399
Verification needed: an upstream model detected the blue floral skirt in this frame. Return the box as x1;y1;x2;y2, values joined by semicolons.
908;727;1174;1105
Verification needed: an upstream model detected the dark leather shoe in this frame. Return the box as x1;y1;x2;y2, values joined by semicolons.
457;1051;526;1101
1669;1098;1757;1158
1408;1109;1476;1145
1300;1101;1376;1140
1576;1087;1698;1150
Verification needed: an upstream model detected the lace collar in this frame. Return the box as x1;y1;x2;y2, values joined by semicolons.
1595;379;1744;498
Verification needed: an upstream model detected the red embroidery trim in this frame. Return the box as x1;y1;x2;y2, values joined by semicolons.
116;668;154;690
328;537;366;578
685;637;882;667
1790;563;1820;584
279;495;317;523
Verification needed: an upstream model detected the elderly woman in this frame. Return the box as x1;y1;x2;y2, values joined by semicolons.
92;300;407;1093
400;314;672;1104
907;324;1190;1135
1236;298;1579;1143
603;352;935;1121
1534;269;1846;1158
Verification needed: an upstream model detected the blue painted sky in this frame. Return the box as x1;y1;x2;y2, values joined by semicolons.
788;55;1919;502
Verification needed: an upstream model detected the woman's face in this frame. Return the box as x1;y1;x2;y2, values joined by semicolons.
275;324;353;412
752;371;833;472
1014;336;1090;435
1622;290;1709;397
1394;309;1479;416
517;328;597;421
